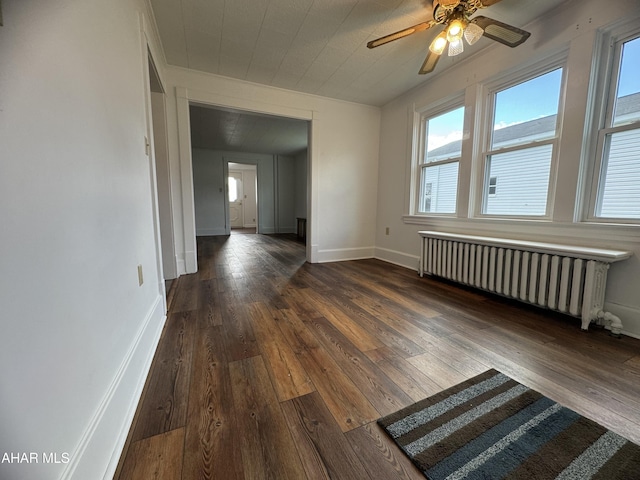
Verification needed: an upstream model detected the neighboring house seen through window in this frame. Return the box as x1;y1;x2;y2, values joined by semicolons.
593;34;640;220
481;67;564;216
417;106;464;214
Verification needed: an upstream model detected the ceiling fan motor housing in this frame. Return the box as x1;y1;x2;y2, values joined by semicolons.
433;0;484;24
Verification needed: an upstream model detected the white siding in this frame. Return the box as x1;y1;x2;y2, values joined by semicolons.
599;128;640;218
422;162;459;213
484;144;552;215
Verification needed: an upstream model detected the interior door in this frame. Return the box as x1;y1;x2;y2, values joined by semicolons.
228;171;244;228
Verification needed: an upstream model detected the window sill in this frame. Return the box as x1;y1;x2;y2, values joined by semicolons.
402;215;640;244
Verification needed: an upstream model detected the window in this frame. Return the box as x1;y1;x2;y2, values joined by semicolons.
488;176;497;196
228;176;238;202
592;34;640;220
481;67;564;216
417;105;464;214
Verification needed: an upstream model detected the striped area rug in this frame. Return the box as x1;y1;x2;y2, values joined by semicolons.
378;369;640;479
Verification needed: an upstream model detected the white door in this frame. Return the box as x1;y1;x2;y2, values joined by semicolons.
228;171;244;228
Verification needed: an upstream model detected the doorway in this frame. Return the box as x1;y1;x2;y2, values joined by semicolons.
178;97;315;272
147;56;176;283
228;162;258;233
228;171;244;228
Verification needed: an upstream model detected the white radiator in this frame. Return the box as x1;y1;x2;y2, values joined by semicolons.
418;231;632;334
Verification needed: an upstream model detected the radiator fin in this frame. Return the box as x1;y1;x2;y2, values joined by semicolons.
423;239;592;320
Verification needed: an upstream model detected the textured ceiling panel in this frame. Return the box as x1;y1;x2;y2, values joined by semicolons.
152;0;562;152
190;106;309;155
151;0;561;106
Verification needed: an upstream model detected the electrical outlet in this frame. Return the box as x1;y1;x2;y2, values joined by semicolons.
137;264;144;286
385;227;390;235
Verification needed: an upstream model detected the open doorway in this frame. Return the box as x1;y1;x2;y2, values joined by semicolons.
189;105;309;240
175;94;315;273
228;162;258;234
145;51;177;298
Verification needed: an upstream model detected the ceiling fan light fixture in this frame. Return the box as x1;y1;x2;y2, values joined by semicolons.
464;22;484;45
446;18;466;43
366;0;532;76
429;31;448;55
448;38;464;56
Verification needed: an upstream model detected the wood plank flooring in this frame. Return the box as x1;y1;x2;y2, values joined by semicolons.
115;233;640;479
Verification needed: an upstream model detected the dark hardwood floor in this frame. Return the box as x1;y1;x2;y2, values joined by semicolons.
115;233;640;479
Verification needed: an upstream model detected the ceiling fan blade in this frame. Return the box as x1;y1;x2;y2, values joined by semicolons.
367;21;435;49
419;50;440;75
472;16;531;48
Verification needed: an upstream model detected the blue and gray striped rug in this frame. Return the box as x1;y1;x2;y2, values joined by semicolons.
378;369;640;479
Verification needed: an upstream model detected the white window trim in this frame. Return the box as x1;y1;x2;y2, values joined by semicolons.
471;53;568;221
409;94;465;216
584;19;640;224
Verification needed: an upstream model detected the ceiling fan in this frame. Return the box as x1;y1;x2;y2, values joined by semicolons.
367;0;531;74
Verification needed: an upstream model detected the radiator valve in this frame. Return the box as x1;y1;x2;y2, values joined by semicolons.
594;309;623;337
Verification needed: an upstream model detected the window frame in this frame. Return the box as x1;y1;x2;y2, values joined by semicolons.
473;55;567;220
585;25;640;224
411;95;466;216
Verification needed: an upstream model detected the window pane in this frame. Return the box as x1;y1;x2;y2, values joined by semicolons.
419;162;459;213
425;107;464;163
228;176;238;202
597;128;640;218
483;144;552;215
612;36;640;127
489;176;497;196
491;69;562;149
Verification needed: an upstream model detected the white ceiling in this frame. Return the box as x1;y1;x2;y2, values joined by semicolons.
150;0;562;106
151;0;562;154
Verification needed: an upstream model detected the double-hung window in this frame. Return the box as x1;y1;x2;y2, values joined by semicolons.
480;66;564;216
416;105;464;214
591;34;640;220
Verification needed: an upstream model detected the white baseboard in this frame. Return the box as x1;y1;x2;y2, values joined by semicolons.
196;228;227;236
60;295;166;480
176;254;186;276
374;247;420;271
185;250;197;274
316;246;375;263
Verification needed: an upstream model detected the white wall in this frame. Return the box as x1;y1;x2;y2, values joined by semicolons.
0;1;166;479
294;150;309;221
276;155;296;233
374;0;640;337
193;151;308;235
164;66;381;264
193;150;277;234
192;149;229;235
